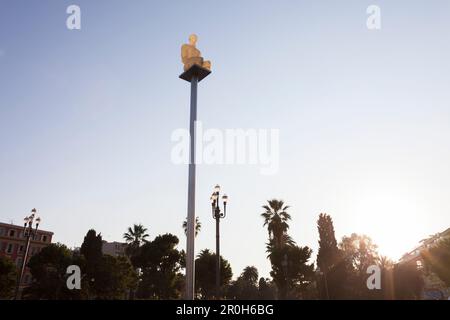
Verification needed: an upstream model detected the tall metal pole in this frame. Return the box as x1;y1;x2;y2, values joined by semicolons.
180;62;210;300
185;75;198;300
215;207;221;299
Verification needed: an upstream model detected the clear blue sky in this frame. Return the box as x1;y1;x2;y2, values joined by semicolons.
1;0;450;278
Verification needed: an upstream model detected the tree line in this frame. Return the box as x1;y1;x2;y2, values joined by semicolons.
0;198;449;299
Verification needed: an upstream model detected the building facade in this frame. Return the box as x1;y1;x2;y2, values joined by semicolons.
102;241;127;257
400;227;450;300
0;222;54;291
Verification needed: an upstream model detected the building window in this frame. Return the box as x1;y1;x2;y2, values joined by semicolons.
19;245;24;253
8;230;15;237
6;243;13;254
42;235;48;242
0;227;4;236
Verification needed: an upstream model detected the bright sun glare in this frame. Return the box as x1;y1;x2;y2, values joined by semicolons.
348;187;427;262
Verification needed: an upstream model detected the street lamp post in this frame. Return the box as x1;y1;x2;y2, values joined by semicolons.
210;185;228;299
14;208;41;300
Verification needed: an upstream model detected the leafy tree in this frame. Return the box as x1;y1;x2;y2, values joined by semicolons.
136;233;183;299
80;229;103;279
421;238;450;286
79;229;138;299
338;233;380;299
195;249;232;299
24;243;86;300
227;266;259;300
179;249;186;269
93;255;138;300
392;262;424;300
321;257;355;300
182;216;202;237
0;255;17;299
316;213;340;272
258;277;276;300
340;233;379;274
268;244;314;299
228;269;279;300
316;213;352;299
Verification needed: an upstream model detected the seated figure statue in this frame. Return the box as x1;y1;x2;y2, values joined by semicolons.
181;34;211;71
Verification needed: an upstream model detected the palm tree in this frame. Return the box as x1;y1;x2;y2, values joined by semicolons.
123;224;149;257
123;224;148;300
261;199;292;248
265;234;295;259
241;266;259;285
182;216;201;237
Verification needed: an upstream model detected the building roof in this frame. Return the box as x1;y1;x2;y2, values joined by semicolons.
0;221;54;235
401;227;450;263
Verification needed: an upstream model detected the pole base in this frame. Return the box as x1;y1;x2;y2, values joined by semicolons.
179;64;211;83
